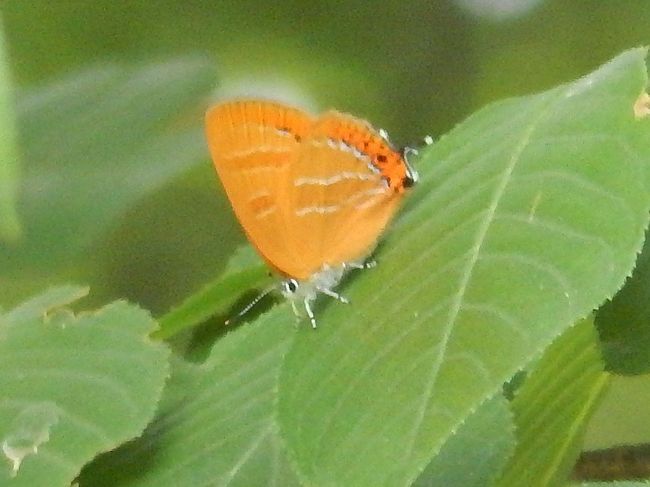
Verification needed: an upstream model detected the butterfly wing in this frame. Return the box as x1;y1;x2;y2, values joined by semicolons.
283;111;407;276
205;100;312;276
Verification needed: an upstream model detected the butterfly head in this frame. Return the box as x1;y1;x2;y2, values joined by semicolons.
399;134;433;190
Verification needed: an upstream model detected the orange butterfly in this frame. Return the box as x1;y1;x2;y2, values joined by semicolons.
205;100;421;327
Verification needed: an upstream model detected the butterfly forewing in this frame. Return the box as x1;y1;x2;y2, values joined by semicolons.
205;101;312;274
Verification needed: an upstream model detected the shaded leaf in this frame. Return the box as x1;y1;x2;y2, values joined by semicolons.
80;307;301;487
277;49;650;486
495;318;609;487
596;230;650;375
0;287;170;486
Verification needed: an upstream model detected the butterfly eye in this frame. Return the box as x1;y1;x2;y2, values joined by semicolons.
282;279;299;294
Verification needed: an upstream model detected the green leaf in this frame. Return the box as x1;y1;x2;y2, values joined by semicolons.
0;15;22;243
0;287;170;486
413;394;515;487
277;48;650;486
0;57;217;276
582;375;650;453
79;307;300;486
155;245;269;340
596;230;650;375
495;318;609;487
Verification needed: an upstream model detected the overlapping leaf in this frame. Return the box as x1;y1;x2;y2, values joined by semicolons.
277;49;650;486
496;318;609;486
80;307;300;487
155;245;269;340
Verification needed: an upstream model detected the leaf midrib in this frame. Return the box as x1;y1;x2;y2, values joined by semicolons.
402;90;564;469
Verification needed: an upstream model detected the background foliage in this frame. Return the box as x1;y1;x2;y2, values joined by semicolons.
3;1;650;486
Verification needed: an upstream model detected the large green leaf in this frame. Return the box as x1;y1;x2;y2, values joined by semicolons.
413;394;515;487
0;287;170;486
79;307;300;486
0;15;21;243
0;56;217;280
495;318;609;487
277;49;650;486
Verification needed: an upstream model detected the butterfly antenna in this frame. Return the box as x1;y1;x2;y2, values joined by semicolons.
225;285;276;325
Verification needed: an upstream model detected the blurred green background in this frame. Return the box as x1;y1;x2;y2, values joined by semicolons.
2;0;650;452
3;0;649;312
5;0;650;138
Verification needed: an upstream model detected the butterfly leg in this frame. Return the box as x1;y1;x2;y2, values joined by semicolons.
304;299;317;328
343;259;376;271
317;287;349;304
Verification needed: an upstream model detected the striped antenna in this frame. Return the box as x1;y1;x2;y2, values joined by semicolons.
225;285;276;325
